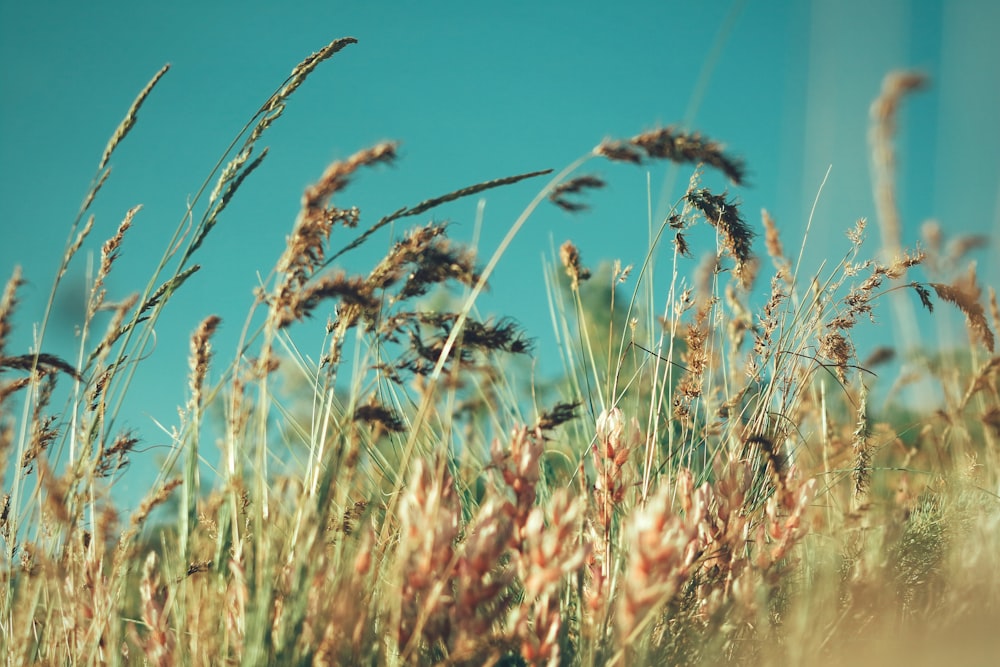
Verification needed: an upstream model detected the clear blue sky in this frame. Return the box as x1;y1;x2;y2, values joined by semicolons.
2;0;998;502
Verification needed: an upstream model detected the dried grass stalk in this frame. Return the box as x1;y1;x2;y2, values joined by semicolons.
300;142;398;230
99;64;170;171
869;70;927;265
188;315;221;414
929;282;995;353
89;205;141;317
559;241;591;289
597;126;746;185
549;174;605;212
685;188;756;284
0;266;23;357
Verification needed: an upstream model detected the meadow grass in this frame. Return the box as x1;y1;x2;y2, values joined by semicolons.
2;37;999;666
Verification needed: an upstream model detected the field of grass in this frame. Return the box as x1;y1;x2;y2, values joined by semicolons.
2;37;999;666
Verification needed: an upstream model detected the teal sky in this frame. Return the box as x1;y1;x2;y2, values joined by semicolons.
2;1;998;503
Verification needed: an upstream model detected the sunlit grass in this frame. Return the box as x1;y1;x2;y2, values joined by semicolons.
2;37;998;666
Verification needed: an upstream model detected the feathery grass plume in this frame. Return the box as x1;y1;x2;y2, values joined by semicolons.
928;282;995;353
593;407;631;515
517;593;562;667
518;489;588;601
395;237;480;302
989;287;1000;339
673;230;692;258
830;248;926;333
685;188;755;285
746;432;788;486
88;205;140;318
560;240;591;289
19;65;167;479
269;142;397;327
591;406;634;601
187;315;221;414
83;264;203;364
0;241;24;415
761;208;792;283
187;148;270;260
751;277;786;366
285;272;378;329
845;216;867;250
869;71;930;397
95;430;140;478
430;313;534;355
0;266;23;357
617;481;702;644
116;478;183;559
447;497;517;661
353;398;406;437
327;168;552;269
911;281;934;312
366;223;450;293
820;331;854;384
208;145;257;206
390;312;532;380
757;472;815;567
593;138;643;164
852;383;872;501
513;491;588;666
57;215;95;284
870;70;927;257
1;353;82;382
946;264;991;353
862;346;896;369
403;169;554;220
10;41;1000;662
300;142;397;233
175;38;359;270
674;300;712;424
549;174;606;212
959;356;1000;410
77;169;112;224
397;459;460;655
0;376;31;407
84;295;138;415
597;126;746;185
181;41;360;268
535;400;582;431
274;37;358;109
490;427;545;533
99;65;170;172
21;375;57;474
725;281;754;352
